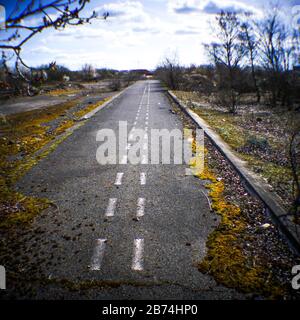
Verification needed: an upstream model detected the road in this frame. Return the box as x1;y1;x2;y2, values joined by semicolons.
0;81;112;116
10;80;243;299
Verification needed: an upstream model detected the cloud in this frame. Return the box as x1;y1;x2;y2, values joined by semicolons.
203;1;252;14
95;1;145;22
132;26;151;33
93;1;162;34
174;5;200;14
19;0;267;70
175;28;201;35
169;0;201;14
27;46;61;55
169;0;260;15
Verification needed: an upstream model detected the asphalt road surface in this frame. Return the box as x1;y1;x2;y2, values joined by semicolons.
11;80;243;299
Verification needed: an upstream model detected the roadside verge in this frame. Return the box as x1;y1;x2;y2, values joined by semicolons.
167;90;300;254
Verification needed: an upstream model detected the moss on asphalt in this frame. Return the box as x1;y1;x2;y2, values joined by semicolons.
0;95;110;228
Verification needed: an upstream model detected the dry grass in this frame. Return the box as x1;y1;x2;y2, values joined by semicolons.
46;88;80;96
174;90;298;209
190;142;285;298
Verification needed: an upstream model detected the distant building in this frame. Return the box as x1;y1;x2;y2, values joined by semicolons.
130;69;154;77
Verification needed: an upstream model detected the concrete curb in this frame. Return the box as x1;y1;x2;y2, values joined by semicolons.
80;82;136;120
167;90;300;254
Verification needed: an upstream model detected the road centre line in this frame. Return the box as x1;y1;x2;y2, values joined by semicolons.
114;172;124;185
105;198;117;217
140;172;146;185
90;239;107;271
132;239;144;271
137;198;145;217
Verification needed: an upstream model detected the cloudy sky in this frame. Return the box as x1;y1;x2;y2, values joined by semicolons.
1;0;299;70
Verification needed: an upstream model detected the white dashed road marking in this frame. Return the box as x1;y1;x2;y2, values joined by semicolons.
132;238;144;271
114;172;124;186
137;197;145;217
92;83;152;272
105;198;117;217
140;173;146;185
90;239;107;271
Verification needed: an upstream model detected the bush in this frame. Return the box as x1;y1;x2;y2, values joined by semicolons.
245;135;270;151
109;78;121;91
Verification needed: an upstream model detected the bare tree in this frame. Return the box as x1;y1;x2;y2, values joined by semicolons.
206;11;245;113
156;53;183;90
292;29;300;66
81;63;95;81
0;0;108;95
241;18;261;103
257;9;294;107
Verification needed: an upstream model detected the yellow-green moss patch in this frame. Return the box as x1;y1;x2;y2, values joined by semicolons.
74;97;111;119
47;88;80;97
0;93;112;228
190;142;285;298
0;100;81;228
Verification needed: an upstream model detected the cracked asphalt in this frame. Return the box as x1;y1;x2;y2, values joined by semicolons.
3;80;245;299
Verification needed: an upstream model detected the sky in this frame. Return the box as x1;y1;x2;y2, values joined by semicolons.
0;0;299;70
